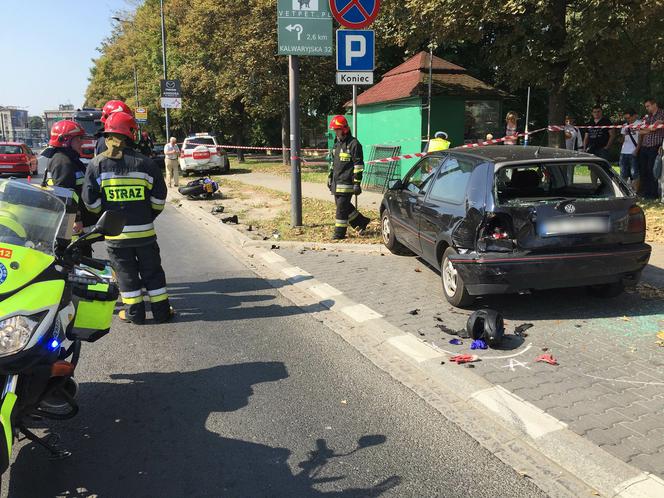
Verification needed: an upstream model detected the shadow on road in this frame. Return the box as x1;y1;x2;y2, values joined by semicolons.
7;362;400;497
166;278;319;323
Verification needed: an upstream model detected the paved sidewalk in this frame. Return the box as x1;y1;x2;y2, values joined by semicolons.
276;244;664;479
226;171;384;208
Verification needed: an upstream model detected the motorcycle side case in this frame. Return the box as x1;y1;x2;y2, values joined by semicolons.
68;280;119;342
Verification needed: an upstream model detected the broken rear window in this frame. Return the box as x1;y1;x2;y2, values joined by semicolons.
495;162;624;205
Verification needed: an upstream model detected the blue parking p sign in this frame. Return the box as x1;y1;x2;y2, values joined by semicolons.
336;30;375;71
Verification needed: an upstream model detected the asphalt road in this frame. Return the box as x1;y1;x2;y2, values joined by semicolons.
1;206;545;498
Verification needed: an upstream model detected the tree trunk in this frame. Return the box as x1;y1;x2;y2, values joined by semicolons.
282;109;289;166
546;0;568;148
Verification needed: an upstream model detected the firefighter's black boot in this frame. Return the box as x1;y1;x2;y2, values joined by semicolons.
332;225;347;240
355;213;371;233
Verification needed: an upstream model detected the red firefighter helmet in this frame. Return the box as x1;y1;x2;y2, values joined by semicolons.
101;100;133;123
104;111;138;141
48;120;85;148
329;115;350;132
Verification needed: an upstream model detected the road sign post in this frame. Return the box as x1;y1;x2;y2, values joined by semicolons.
278;0;333;227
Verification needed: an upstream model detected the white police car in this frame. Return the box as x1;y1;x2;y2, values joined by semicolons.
179;133;230;176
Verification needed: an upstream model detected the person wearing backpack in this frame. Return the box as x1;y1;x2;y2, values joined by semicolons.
619;109;642;187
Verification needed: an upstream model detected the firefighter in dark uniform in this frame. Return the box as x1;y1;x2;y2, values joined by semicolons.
95;100;134;156
328;115;370;240
41;119;100;257
83;111;173;324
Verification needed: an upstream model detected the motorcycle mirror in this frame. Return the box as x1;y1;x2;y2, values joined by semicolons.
94;210;126;237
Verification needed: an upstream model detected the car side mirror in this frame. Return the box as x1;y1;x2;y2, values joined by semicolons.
94;210;126;236
387;179;403;190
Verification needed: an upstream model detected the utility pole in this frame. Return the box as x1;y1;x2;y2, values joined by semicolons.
289;55;302;227
160;0;170;140
524;86;531;146
426;41;436;145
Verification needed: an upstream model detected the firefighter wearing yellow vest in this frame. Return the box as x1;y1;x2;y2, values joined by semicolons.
328;115;370;240
427;131;451;152
83;111;173;325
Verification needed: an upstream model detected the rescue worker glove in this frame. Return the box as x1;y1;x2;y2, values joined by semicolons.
353;184;362;196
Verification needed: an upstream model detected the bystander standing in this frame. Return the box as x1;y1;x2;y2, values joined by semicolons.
503;111;519;145
619;109;641;186
564;116;582;151
637;98;664;198
583;106;615;161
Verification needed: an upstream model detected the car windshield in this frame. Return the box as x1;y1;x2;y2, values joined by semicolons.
74;119;101;136
185;137;215;149
0;146;22;154
0;180;65;255
495;162;624;205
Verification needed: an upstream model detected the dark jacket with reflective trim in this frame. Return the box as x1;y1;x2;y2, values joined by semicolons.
329;134;364;195
83;148;167;248
43;147;99;229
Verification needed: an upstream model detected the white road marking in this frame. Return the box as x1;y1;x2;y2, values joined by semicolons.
260;251;286;264
387;335;444;363
582;373;664;386
282;266;312;283
471;385;567;439
309;283;343;300
340;304;383;323
501;359;531;372
614;473;664;498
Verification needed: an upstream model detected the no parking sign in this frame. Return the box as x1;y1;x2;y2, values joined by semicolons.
329;0;381;29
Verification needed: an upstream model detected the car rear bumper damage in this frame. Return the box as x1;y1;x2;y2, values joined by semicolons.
450;244;652;295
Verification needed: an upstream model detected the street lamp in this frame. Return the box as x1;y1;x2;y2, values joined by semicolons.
111;16;140;109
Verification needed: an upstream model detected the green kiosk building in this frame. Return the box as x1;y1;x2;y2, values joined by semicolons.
339;52;506;187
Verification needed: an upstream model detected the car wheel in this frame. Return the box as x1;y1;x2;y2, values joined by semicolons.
441;247;474;307
587;282;625;298
381;210;412;255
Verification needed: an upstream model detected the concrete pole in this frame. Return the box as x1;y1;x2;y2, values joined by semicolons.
160;0;170;140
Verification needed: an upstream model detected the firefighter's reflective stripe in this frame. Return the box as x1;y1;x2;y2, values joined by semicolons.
86;198;102;213
151;196;166;211
339;152;351;161
75;171;85;186
105;223;156;241
147;287;169;303
335;219;348;227
336;184;354;194
353;165;364;173
348;210;359;222
121;289;143;304
99;171;154;188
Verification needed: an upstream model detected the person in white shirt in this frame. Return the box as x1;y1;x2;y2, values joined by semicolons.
619;109;641;183
163;137;180;188
564;116;582;151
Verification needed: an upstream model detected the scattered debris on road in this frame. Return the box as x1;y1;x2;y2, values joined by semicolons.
514;323;533;337
535;354;558;366
450;354;479;364
408;309;420;316
211;205;225;214
449;338;463;345
471;339;488;350
221;215;239;224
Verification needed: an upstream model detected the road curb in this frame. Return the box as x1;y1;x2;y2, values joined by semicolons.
169;190;664;498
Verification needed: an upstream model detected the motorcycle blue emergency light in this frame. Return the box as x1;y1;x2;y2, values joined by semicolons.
49;339;60;350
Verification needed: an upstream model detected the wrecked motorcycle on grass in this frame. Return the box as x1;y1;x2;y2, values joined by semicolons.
178;177;219;200
0;179;125;483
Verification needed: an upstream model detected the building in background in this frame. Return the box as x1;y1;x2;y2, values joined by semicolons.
0;106;29;142
43;104;76;133
334;53;506;188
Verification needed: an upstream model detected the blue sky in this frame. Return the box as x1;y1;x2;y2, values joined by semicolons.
0;0;133;116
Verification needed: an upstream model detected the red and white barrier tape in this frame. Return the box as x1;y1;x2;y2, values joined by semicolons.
547;123;664;131
366;152;429;164
460;127;548;148
181;142;329;152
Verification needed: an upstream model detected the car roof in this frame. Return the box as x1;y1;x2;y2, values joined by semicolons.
439;145;597;163
0;142;25;147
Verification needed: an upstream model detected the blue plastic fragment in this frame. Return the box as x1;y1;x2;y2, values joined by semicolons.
471;339;488;350
449;338;463;345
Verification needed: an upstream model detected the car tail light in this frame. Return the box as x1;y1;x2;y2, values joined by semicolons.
627;205;645;233
193;150;211;160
